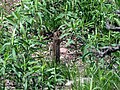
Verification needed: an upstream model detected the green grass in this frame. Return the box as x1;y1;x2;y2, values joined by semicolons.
0;0;120;89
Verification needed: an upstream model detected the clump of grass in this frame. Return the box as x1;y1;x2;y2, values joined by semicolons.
0;0;120;89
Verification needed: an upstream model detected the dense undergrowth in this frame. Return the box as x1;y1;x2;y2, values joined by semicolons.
0;0;120;90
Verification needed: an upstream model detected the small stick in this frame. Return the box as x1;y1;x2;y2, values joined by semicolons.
93;45;120;57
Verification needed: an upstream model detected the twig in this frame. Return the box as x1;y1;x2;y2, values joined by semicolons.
105;21;120;32
105;10;120;31
116;10;120;17
93;45;120;58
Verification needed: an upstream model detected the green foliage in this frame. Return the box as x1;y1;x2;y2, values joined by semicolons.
0;0;120;89
72;63;120;90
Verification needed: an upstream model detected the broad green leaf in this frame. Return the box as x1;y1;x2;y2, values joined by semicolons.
20;22;26;38
24;71;34;78
28;61;38;65
35;0;38;11
55;13;65;21
24;79;28;90
12;48;17;60
114;18;120;26
37;12;43;25
0;42;11;52
12;12;18;20
11;28;16;45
